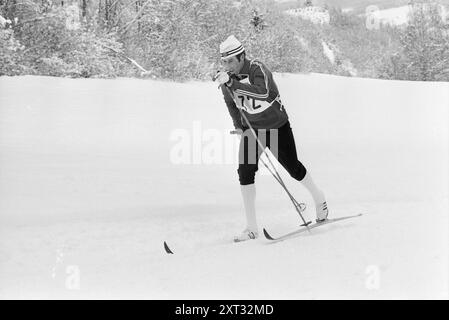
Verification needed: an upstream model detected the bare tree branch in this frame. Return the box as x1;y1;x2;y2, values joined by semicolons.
100;42;149;74
120;0;152;34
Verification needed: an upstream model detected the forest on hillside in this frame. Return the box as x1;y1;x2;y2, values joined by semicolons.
1;0;448;81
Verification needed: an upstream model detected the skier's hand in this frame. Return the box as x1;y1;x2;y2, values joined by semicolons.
230;129;243;136
213;71;231;85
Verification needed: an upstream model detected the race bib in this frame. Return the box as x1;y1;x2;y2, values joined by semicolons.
232;92;271;114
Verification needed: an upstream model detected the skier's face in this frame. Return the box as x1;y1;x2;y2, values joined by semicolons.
221;55;244;75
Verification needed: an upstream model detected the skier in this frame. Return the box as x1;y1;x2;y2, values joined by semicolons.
214;35;329;242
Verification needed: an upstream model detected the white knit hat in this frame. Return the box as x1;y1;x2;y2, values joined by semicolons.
220;35;245;59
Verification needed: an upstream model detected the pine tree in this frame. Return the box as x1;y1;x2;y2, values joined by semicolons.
399;2;449;80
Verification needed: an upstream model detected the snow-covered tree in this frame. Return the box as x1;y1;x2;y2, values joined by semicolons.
397;2;449;80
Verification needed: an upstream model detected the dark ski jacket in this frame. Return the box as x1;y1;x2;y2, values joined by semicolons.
221;58;288;130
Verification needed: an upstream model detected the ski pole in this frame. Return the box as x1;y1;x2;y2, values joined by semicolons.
236;107;311;229
224;85;310;229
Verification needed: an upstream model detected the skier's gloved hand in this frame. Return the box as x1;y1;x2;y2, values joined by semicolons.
213;71;231;86
230;129;243;136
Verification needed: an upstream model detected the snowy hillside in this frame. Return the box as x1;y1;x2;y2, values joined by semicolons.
363;4;448;26
0;74;448;299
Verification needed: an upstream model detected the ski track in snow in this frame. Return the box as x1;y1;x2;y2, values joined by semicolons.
0;74;448;299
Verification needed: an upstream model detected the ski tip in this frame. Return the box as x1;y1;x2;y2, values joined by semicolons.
263;228;275;241
164;241;174;254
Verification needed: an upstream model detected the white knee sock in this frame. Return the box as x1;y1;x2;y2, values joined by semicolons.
301;171;325;205
241;184;258;232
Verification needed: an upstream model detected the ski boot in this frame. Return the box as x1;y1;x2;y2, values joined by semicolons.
234;229;258;242
316;201;329;223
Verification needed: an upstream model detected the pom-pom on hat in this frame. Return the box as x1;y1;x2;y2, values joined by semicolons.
220;35;245;59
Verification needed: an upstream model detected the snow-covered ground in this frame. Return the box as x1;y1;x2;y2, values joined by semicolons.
367;5;413;26
0;73;448;299
363;4;448;26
